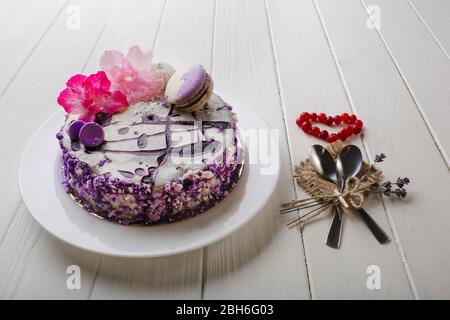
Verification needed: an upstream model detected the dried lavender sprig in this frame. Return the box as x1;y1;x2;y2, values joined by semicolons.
374;153;386;162
365;187;408;199
393;188;408;199
396;177;410;188
345;178;409;200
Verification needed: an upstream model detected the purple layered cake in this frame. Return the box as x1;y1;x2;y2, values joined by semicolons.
56;46;243;225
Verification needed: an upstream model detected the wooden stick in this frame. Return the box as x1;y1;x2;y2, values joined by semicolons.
287;204;331;228
333;189;349;208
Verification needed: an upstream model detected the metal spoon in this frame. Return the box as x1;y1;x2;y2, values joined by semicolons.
309;145;343;248
337;145;390;244
327;145;364;248
336;145;363;192
309;145;339;185
281;144;338;216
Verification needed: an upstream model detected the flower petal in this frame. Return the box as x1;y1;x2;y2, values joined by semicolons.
57;86;85;115
66;74;86;88
57;88;74;113
100;50;125;70
84;71;111;92
126;45;153;71
57;70;128;120
99;46;163;104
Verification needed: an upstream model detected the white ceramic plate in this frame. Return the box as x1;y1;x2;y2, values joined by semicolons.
19;95;279;257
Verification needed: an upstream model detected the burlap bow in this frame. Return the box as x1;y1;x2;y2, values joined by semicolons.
283;141;382;227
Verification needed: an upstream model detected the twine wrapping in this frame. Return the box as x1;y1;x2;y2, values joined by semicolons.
284;141;383;227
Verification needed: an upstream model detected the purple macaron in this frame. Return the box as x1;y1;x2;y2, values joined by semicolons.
165;64;213;112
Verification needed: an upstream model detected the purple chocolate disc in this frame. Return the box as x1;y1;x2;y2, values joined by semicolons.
79;122;105;148
67;120;86;141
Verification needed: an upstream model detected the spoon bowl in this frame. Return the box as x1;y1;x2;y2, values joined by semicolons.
336;145;363;188
309;144;338;184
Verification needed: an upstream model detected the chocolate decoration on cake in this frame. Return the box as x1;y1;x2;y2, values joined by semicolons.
118;127;130;135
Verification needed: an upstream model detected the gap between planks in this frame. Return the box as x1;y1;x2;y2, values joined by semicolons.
200;0;217;301
312;0;418;299
407;0;450;61
314;0;419;298
359;0;449;170
0;0;70;100
0;0;117;297
85;0;169;299
358;0;450;298
262;0;312;299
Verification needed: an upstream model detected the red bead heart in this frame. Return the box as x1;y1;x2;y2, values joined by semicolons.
296;112;364;142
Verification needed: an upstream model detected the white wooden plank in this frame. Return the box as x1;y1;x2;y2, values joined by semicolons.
0;205;98;300
0;204;43;299
12;223;101;299
0;0;115;237
265;0;413;299
0;0;18;21
203;0;310;299
409;0;450;57
92;254;202;299
0;0;67;96
0;0;116;299
152;0;215;67
316;0;450;299
360;0;450;168
89;0;212;299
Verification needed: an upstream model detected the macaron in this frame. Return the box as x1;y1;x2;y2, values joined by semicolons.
152;62;175;88
165;64;214;113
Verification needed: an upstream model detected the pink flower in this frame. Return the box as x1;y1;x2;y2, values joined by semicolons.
100;45;164;104
57;71;128;122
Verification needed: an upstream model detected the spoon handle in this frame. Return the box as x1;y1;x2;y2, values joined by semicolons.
326;206;343;249
355;208;390;244
326;177;346;248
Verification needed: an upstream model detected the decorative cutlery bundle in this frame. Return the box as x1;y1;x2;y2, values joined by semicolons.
281;141;409;249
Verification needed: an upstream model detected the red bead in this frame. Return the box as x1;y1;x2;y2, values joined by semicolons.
341;113;350;123
326;116;334;126
354;119;363;128
319;130;329;140
295;111;364;141
311;126;321;137
344;126;353;137
318;113;327;124
327;133;338;143
352;125;362;134
301;122;312;133
299;112;311;123
333;115;342;125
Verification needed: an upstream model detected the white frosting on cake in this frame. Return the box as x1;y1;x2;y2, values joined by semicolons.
62;94;236;188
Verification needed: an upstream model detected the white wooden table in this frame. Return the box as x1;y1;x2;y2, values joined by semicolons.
0;0;449;300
